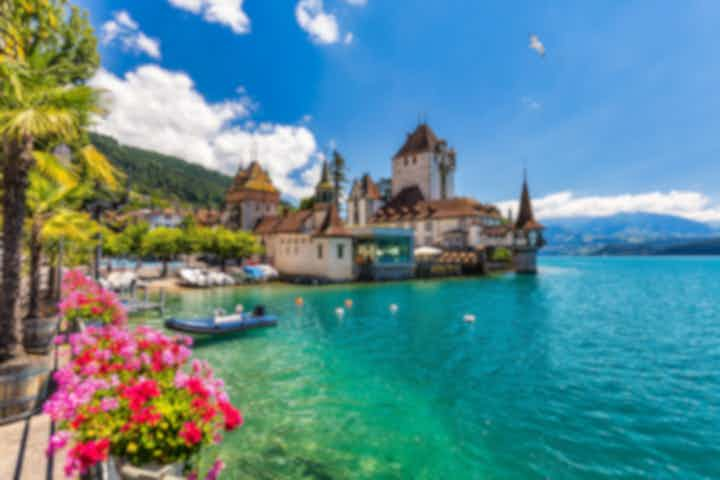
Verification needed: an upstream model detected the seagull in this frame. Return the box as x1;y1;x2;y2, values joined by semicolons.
529;34;545;58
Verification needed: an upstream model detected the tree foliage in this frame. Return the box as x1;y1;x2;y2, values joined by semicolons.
0;0;102;358
195;227;262;271
91;133;232;207
330;150;348;206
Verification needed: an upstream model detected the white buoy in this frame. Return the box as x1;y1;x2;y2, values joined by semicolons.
235;304;244;314
335;307;345;317
463;314;476;323
389;304;398;314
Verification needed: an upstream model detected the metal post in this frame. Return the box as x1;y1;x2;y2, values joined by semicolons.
93;233;102;281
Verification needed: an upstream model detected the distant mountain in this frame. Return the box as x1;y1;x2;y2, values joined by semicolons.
595;237;720;255
91;133;232;207
542;212;716;255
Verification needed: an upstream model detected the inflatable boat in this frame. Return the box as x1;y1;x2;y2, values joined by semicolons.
164;313;277;335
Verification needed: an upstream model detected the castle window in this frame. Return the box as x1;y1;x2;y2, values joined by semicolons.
404;157;408;166
412;156;417;165
337;244;345;259
425;221;432;232
317;244;323;259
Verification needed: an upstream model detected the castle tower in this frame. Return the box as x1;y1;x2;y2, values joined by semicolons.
315;160;335;204
224;161;280;230
391;123;456;201
346;174;382;226
513;171;544;274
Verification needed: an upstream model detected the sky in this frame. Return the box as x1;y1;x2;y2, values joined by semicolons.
76;0;720;221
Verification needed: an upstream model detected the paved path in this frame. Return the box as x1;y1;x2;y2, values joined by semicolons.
0;413;66;479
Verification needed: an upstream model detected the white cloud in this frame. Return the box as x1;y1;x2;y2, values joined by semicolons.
101;11;161;59
344;32;354;45
345;0;367;5
496;190;720;223
89;65;322;199
168;0;250;34
295;0;340;44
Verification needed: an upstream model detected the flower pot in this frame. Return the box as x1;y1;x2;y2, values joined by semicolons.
0;363;51;420
22;316;59;355
110;457;186;480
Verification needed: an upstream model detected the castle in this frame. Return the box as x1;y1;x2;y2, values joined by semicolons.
346;123;544;272
225;122;544;280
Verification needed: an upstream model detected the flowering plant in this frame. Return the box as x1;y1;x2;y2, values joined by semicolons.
58;270;127;327
45;274;243;479
46;326;242;478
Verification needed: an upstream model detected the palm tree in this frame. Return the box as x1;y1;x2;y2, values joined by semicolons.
24;146;119;325
0;71;101;358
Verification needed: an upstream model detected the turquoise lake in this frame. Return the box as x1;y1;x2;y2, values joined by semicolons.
141;257;720;479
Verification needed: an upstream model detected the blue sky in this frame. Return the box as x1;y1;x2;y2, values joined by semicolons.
78;0;720;221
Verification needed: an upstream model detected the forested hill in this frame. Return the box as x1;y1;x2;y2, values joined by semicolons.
91;133;233;207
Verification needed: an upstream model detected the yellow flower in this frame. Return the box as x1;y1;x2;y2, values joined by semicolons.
126;443;138;454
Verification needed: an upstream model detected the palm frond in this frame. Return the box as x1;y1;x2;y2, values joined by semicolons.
77;144;122;190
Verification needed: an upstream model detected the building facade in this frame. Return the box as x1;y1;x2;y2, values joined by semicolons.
224;161;280;230
346;174;383;227
353;123;514;251
512;172;545;274
391;123;456;200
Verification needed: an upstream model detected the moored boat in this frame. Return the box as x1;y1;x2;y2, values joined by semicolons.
164;311;278;335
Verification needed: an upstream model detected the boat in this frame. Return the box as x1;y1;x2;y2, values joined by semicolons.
164;311;278;335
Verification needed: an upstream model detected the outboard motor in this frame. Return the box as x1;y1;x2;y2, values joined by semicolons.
253;305;266;317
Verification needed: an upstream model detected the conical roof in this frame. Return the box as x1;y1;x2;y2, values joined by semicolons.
514;171;543;230
315;203;350;237
394;123;444;158
316;160;333;191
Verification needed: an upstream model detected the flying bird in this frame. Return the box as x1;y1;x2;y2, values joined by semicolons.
529;34;545;58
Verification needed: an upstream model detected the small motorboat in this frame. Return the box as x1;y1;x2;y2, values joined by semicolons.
164;305;277;335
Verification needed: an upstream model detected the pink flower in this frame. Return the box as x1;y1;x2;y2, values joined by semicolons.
100;397;119;412
46;431;70;456
219;401;243;431
65;438;110;475
205;459;225;480
179;421;203;446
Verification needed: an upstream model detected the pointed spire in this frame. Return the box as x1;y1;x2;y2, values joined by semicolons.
316;203;349;237
315;159;334;203
514;170;542;230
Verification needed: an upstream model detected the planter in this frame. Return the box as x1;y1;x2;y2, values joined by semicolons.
0;363;51;421
110;457;186;480
22;316;59;355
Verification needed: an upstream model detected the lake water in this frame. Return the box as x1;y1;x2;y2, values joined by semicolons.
142;257;720;479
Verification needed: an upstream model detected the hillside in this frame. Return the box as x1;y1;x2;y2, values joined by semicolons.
91;133;233;207
543;212;717;255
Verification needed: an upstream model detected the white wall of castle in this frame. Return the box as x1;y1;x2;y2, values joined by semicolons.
347;198;382;226
240;201;277;231
392;152;433;198
263;234;354;281
392;152;455;201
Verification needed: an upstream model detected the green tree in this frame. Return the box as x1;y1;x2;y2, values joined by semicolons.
330;150;348;207
42;210;102;268
141;227;185;277
491;247;512;263
299;196;316;210
0;0;100;359
118;221;150;269
25;145;120;325
202;227;261;272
